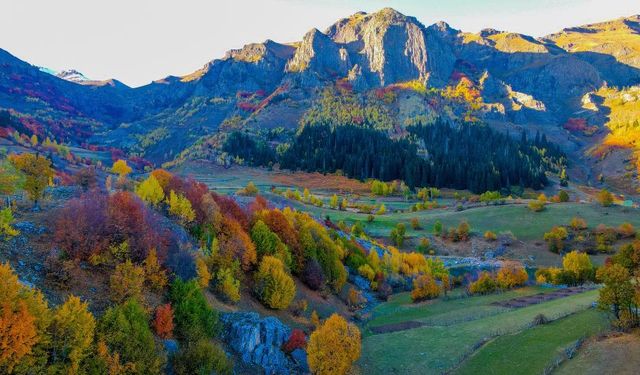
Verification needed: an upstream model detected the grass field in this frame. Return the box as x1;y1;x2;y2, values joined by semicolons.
284;200;640;241
455;309;609;375
359;288;601;374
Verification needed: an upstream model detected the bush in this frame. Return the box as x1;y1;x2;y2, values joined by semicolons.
543;226;568;253
216;268;241;303
469;272;497;295
173;339;232;375
302;260;325;290
411;273;440;302
558;190;570;202
357;264;375;282
457;221;470;241
483;230;497;241
254;256;296;310
495;263;528;289
282;329;306;353
153;304;174;339
596;189;613;207
570;217;588;231
410;217;421;230
528;200;545;212
618;222;636;238
532;314;549;326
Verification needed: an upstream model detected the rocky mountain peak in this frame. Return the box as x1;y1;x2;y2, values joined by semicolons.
56;69;90;82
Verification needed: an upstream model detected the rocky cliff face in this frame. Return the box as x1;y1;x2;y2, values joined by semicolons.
221;312;305;375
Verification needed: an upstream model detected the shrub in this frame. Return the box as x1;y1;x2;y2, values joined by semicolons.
433;220;443;236
307;314;361;375
390;223;406;247
143;248;168;291
570;217;588;231
483;231;497;241
495;263;528;289
469;272;497;295
282;329;306;353
135;175;165;206
528;200;545;212
532;314;549;326
558;190;570;202
195;257;211;288
410;217;421;230
618;222;636;238
173;339;232;375
543;226;568;253
254;256;296;310
596;189;614;207
562;251;594;284
457;221;470;241
357;264;375;282
347;288;366;310
216;267;241;303
411;273;440;302
302;259;325;291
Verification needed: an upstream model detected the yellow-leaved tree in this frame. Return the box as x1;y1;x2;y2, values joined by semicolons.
135;175;165;206
254;256;296;309
307;313;361;375
168;190;196;224
49;295;95;374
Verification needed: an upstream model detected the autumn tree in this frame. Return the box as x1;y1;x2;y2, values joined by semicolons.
495;263;529;289
543;226;568;253
143;248;167;290
390;223;406;247
562;251;594;284
411;273;440;302
254;256;296;310
168;190;196;224
215;267;241;303
110;260;145;304
469;272;498;295
195;257;212;288
49;295;95;373
307;314;361;375
0;301;38;373
9;153;54;207
282;329;306;353
596;189;614;207
153;303;174;339
0;207;19;237
150;169;173;191
0;159;24;198
111;159;132;182
135;175;164;206
597;263;634;320
74;166;97;192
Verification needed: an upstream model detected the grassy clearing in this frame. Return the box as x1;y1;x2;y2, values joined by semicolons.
556;331;640;375
367;286;552;330
358;289;600;374
286;201;640;241
455;308;609;375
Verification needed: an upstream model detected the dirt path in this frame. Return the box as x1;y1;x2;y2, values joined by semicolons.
490;286;596;309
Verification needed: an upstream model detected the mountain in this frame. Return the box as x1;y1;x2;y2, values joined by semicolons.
1;8;640;189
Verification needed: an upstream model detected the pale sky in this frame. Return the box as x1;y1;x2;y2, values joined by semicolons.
2;0;638;87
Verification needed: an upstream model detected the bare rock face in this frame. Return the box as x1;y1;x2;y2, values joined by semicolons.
324;8;455;87
286;28;349;85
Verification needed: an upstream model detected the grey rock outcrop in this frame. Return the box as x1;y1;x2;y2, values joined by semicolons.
221;312;297;375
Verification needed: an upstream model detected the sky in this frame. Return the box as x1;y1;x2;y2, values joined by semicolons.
2;0;638;87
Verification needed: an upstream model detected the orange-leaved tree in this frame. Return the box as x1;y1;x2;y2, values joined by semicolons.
307;313;361;375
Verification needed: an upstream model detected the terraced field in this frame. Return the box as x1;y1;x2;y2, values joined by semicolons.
358;288;605;374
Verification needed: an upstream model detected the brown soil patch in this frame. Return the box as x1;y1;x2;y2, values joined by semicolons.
491;286;595;309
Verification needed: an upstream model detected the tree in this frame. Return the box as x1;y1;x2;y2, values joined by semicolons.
596;189;614;207
143;248;167;290
173;339;232;375
111;159;132;180
0;159;24;197
0;207;19;237
254;256;296;310
562;251;593;284
0;301;38;373
457;221;470;241
390;223;406;247
307;314;361;375
543;226;568;253
110;260;145;304
303;259;325;290
376;204;386;215
74;167;97;192
168;190;196;224
469;272;498;295
153;303;174;339
49;295;95;373
597;263;634;320
97;299;163;374
195;257;211;288
484;231;497;241
251;220;281;258
216;267;241;303
495;263;528;289
9;153;54;207
570;217;588;231
135;175;165;206
329;194;338;209
411;273;440;302
169;278;220;341
558;190;570;202
150;169;173;191
433;220;443;236
528;199;545;212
